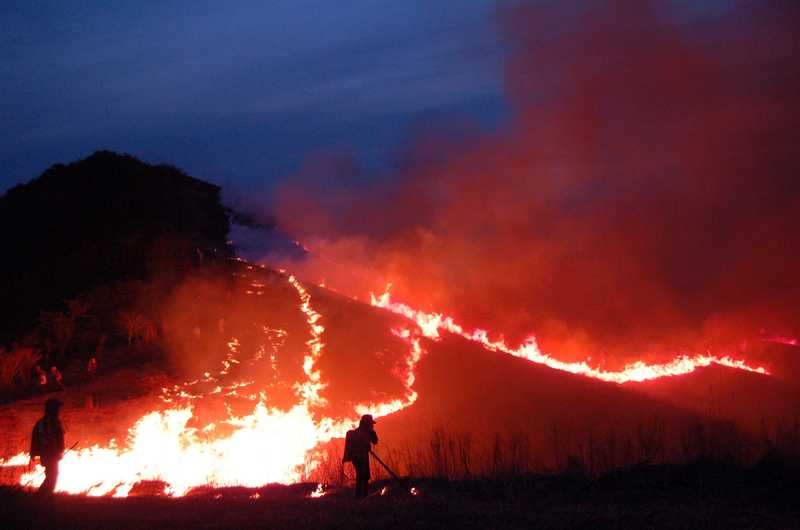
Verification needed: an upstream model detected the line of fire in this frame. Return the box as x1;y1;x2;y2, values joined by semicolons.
0;253;792;496
2;1;800;528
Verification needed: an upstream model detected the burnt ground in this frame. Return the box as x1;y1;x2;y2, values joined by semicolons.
1;463;798;530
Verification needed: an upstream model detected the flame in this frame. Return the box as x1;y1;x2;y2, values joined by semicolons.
356;327;425;418
309;483;326;498
0;266;777;497
0;453;29;466
14;403;341;497
370;291;769;384
287;275;327;406
1;273;423;497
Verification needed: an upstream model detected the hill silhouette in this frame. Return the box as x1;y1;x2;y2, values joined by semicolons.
0;151;232;346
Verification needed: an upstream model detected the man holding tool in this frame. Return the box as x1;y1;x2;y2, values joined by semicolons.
343;414;378;499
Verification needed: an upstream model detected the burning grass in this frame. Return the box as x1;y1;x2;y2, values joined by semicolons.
0;257;795;501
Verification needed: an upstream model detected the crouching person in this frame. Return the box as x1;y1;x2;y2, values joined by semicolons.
343;414;378;499
30;398;65;494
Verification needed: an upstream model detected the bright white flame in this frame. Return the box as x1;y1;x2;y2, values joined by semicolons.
2;274;424;497
309;483;326;498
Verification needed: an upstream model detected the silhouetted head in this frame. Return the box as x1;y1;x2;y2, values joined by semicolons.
359;414;376;428
44;398;63;415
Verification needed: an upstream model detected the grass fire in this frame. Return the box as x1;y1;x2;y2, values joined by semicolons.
2;1;799;528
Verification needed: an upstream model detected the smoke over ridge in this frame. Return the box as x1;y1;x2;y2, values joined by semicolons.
269;1;800;363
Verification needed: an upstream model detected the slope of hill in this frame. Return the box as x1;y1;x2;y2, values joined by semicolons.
1;262;772;495
0;151;788;492
628;363;799;434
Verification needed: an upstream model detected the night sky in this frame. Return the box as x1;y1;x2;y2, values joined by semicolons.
1;0;507;198
2;2;742;199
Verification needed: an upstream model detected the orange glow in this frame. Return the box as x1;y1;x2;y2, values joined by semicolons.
356;327;424;418
0;268;775;497
1;273;424;497
370;291;769;384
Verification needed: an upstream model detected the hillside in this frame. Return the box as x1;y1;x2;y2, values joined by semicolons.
1;262;780;495
0;153;793;499
628;362;800;434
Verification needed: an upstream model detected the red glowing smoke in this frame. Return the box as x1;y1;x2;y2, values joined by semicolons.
270;1;800;363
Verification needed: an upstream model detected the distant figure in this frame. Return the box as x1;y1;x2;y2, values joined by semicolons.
33;365;48;390
30;398;65;494
86;357;97;380
49;366;64;390
343;414;378;499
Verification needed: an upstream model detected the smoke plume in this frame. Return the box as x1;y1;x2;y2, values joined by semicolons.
270;1;800;363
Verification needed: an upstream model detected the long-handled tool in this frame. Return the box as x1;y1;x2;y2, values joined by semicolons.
369;449;418;496
63;441;80;456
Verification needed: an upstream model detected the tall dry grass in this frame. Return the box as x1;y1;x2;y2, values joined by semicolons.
304;412;800;485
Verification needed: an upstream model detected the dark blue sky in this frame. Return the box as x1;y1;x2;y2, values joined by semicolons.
1;1;507;198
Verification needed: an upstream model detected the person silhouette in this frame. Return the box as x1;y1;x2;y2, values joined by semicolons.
30;398;65;494
343;414;379;499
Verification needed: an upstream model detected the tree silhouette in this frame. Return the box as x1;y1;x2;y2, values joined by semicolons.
0;150;232;346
